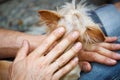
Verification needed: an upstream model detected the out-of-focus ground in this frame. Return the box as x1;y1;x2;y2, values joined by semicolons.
0;0;106;34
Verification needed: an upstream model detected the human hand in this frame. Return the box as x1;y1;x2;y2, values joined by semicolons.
9;27;82;80
78;37;120;72
19;33;46;52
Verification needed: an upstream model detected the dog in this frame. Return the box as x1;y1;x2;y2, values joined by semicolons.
38;0;105;80
0;1;105;80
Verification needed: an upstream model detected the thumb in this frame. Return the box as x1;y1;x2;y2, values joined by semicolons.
14;40;30;62
79;61;91;72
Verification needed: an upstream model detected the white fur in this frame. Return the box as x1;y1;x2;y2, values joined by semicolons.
40;1;104;80
57;1;96;80
57;0;100;49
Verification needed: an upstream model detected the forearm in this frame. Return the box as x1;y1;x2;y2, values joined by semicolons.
0;28;26;59
0;28;45;59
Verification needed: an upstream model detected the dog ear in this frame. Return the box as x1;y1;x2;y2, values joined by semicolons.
38;10;61;32
86;26;105;43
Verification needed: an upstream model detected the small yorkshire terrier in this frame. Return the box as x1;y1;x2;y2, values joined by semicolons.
39;0;105;80
0;1;106;80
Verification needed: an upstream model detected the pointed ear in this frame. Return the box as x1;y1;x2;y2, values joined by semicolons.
38;10;61;32
86;26;105;43
38;10;61;23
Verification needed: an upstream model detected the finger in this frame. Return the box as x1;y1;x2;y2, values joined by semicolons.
78;50;117;66
97;42;120;50
52;57;79;80
50;42;82;72
45;41;58;54
46;31;80;63
30;27;65;57
90;46;120;60
79;61;91;72
14;40;30;63
105;36;118;42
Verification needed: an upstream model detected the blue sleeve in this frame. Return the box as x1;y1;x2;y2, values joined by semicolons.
94;4;120;37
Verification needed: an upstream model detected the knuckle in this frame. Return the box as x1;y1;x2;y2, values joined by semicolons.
39;59;48;68
67;34;75;41
71;46;79;53
52;30;63;38
39;63;46;69
54;45;63;53
103;58;110;63
60;68;69;76
64;65;73;72
110;44;114;49
90;53;97;62
52;75;59;80
95;47;101;52
111;52;117;58
42;59;49;65
111;44;118;49
95;43;100;47
91;45;99;52
109;52;115;56
79;51;88;61
52;33;59;38
72;58;78;65
66;33;78;42
43;39;51;46
45;70;51;76
58;57;66;65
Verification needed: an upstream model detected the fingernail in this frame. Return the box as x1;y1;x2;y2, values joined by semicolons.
114;53;120;58
114;36;118;40
114;44;120;49
82;64;88;72
22;40;25;47
57;27;65;33
107;59;116;64
22;40;28;48
72;31;79;38
74;42;82;50
74;57;79;62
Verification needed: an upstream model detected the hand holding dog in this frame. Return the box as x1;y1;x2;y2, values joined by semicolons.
25;33;120;72
9;27;82;80
19;31;120;73
79;37;120;72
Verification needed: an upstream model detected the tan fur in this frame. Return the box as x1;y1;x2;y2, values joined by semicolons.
38;3;105;50
38;10;61;32
38;1;105;80
0;61;12;80
0;1;106;80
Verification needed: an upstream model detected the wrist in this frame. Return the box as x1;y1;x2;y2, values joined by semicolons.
18;33;45;52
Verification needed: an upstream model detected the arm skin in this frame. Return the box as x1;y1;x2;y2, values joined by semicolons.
0;28;45;80
0;28;45;59
0;28;23;58
0;27;81;80
0;2;120;79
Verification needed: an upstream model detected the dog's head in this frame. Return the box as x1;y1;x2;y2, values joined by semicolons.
38;2;105;50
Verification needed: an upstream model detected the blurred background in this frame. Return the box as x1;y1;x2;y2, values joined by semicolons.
0;0;112;34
